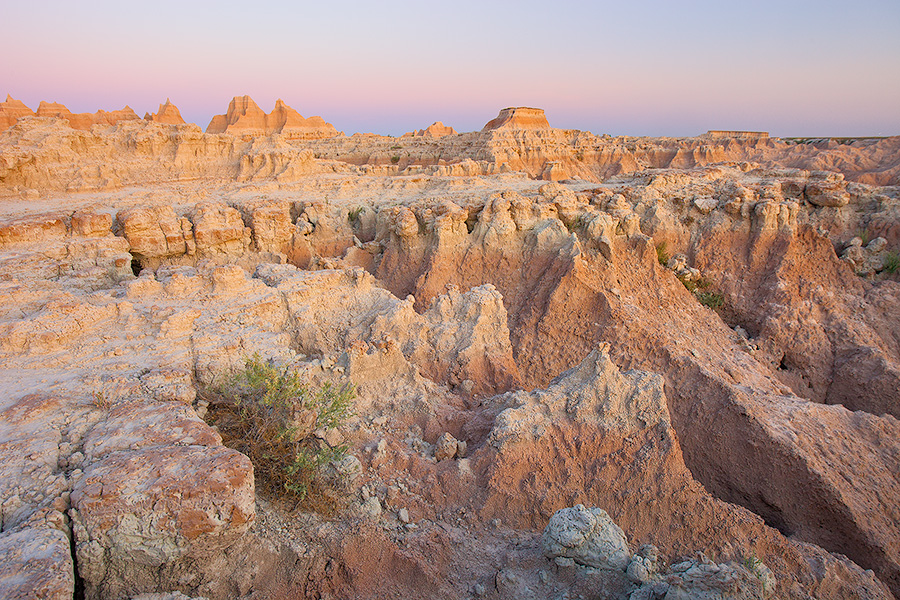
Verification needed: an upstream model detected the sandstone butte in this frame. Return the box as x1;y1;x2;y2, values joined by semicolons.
205;95;340;139
482;106;552;130
0;100;899;600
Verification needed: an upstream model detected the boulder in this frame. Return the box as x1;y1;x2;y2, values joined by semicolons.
71;445;254;599
542;504;631;570
0;510;74;600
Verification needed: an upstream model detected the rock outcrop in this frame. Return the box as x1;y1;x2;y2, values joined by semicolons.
0;509;74;600
205;95;339;139
143;99;186;125
482;106;551;131
0;102;899;600
34;101;141;130
406;121;457;138
0;94;35;130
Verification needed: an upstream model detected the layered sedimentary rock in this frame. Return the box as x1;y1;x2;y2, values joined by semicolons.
34;101;141;130
205;95;339;139
0;117;323;191
405;121;457;138
0;102;899;600
482;107;551;131
143;99;186;125
0;94;35;130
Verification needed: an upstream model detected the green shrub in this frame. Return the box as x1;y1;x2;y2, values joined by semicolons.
390;155;400;164
884;250;900;275
677;274;697;293
656;241;669;266
696;291;725;309
206;354;355;508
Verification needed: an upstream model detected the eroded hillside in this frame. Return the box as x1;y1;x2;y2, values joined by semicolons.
0;107;898;600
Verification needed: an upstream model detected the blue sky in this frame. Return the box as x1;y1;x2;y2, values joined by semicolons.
3;0;899;136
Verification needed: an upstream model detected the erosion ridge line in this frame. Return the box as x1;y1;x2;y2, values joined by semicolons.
0;104;898;600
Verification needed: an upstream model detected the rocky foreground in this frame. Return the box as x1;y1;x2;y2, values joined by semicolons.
0;104;898;600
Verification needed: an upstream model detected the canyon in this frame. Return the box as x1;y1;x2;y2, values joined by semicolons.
0;97;898;600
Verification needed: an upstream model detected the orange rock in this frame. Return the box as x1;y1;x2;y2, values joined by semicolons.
413;121;457;138
34;101;139;130
205;95;268;134
0;94;35;130
482;107;551;131
205;95;338;138
143;98;185;125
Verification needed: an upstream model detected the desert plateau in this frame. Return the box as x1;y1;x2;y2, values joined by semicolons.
0;91;898;600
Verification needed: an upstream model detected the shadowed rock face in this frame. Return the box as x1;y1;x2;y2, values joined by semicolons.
0;107;898;600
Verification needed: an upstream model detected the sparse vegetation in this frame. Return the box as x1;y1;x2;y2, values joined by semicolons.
858;228;872;245
656;241;669;266
884;250;900;274
742;554;764;579
205;354;355;509
696;290;725;309
390;155;400;164
91;390;110;409
390;145;403;150
348;206;364;224
676;275;722;309
566;214;588;232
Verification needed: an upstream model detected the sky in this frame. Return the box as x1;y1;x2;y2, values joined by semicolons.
3;0;899;137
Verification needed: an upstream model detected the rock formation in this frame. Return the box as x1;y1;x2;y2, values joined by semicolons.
482;106;551;130
143;99;186;125
0;94;35;130
404;121;457;138
0;101;898;600
34;100;141;130
205;95;339;139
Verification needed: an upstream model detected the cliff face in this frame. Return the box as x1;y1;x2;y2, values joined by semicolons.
0;118;322;191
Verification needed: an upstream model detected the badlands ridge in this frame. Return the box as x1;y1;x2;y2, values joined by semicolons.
0;96;899;600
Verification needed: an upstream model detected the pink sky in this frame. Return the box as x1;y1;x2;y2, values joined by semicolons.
3;0;899;137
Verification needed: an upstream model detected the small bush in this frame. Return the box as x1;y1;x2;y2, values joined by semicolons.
206;354;355;508
656;242;669;266
390;155;400;164
884;250;900;274
696;291;725;309
677;274;697;293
